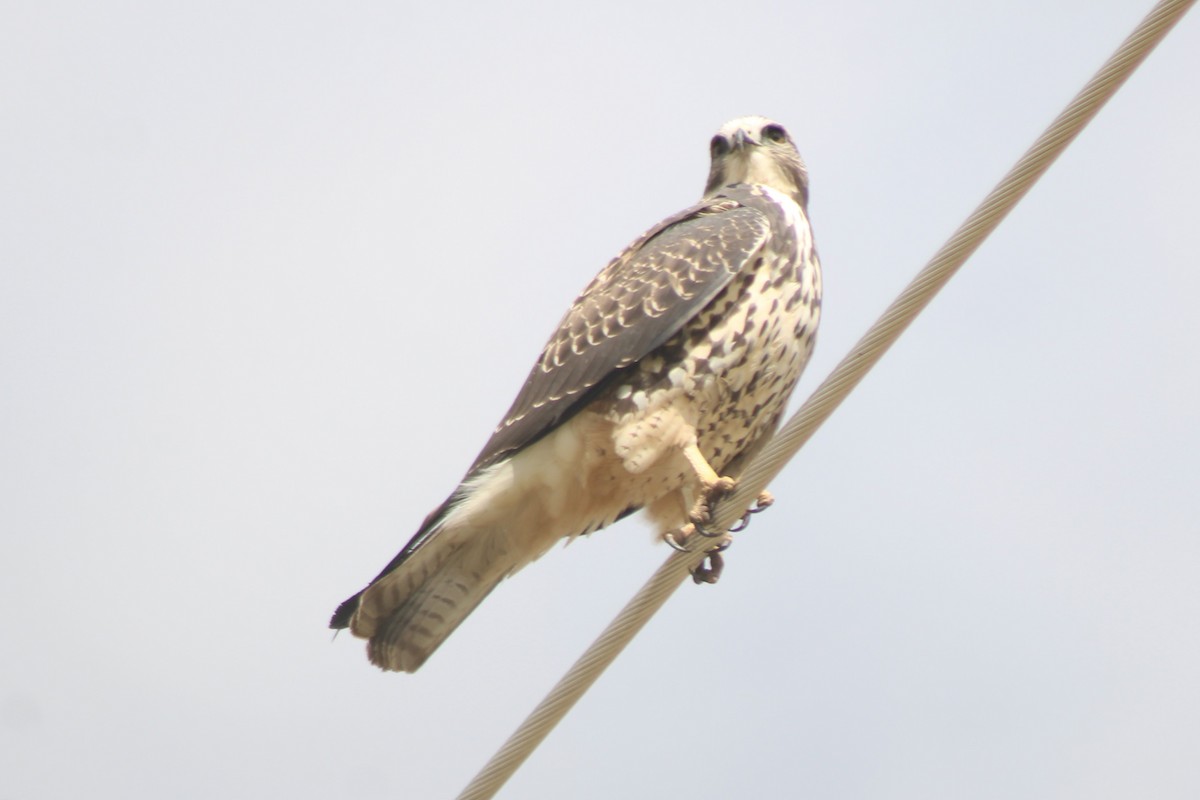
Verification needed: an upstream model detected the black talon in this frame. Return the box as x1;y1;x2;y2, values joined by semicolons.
728;510;753;533
664;531;689;552
727;494;774;533
708;537;731;553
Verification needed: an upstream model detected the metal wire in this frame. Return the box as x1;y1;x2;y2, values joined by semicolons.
455;2;1196;797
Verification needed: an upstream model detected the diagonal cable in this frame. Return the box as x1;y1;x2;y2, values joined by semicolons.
455;2;1196;797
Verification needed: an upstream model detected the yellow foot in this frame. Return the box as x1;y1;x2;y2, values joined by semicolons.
687;475;738;531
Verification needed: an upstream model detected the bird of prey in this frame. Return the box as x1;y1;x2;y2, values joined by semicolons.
331;116;822;672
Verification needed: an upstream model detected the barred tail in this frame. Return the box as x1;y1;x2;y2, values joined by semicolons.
330;518;514;673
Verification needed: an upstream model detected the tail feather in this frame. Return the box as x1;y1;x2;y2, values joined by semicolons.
334;525;514;673
329;591;362;631
367;544;509;671
328;494;463;631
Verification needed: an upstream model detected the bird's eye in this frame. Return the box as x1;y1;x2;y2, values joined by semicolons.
762;124;788;144
710;135;730;158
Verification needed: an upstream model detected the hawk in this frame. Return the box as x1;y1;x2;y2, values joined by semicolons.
331;116;822;672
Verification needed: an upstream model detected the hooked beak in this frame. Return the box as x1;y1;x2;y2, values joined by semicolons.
730;129;757;151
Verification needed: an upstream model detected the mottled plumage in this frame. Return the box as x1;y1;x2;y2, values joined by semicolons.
331;116;822;672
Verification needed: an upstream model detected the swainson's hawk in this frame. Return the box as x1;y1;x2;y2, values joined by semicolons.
331;116;822;672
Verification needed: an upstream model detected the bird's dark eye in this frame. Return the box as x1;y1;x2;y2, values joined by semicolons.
710;135;730;158
762;124;788;144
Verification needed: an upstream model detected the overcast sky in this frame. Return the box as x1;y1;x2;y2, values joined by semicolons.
3;2;1198;798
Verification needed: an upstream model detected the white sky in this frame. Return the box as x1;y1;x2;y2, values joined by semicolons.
2;2;1198;798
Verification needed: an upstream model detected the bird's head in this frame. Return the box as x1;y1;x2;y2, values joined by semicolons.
704;116;809;209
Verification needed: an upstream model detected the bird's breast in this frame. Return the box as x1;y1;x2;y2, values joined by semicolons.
606;201;821;476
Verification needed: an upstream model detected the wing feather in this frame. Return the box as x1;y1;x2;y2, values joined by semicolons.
468;192;772;473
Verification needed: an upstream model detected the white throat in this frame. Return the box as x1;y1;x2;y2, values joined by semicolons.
712;148;800;198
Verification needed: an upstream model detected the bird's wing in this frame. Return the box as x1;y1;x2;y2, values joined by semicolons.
469;192;772;474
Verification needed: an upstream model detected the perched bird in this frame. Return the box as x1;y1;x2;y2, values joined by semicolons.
331;116;822;672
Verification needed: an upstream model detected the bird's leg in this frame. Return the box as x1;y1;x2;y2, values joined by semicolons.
680;442;736;534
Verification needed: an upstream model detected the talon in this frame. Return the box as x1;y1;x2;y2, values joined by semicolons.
665;522;719;550
688;503;724;537
728;511;752;533
663;529;689;552
682;516;724;539
749;490;774;513
727;490;775;533
708;536;732;553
